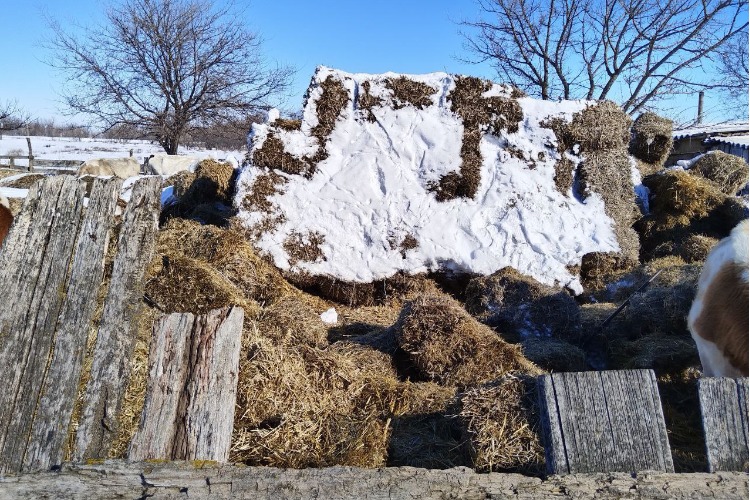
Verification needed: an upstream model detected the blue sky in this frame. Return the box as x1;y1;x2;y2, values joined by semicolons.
0;0;744;126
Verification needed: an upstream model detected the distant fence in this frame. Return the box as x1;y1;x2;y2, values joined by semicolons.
0;137;137;173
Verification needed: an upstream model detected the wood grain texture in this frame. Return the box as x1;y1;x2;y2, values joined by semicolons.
0;176;85;474
698;377;749;472
129;307;244;462
537;370;674;474
23;178;122;472
0;461;747;499
74;176;161;462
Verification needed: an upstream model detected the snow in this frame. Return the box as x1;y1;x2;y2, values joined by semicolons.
672;120;748;139
320;308;338;325
236;67;628;294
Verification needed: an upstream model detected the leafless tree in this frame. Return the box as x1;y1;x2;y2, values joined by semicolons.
462;0;748;115
0;101;30;132
47;0;293;154
715;28;749;101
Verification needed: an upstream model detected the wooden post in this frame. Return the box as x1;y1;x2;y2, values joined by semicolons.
74;176;161;462
129;307;244;462
537;370;674;474
26;137;33;172
698;377;748;472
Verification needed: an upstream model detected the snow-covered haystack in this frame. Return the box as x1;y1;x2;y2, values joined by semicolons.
235;67;641;302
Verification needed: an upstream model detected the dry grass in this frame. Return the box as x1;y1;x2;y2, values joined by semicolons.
692;150;749;195
521;337;588;373
275;118;302;131
394;292;541;387
579;251;633;292
357;80;384;122
569;101;632;152
162;170;197;199
651;234;719;263
385;77;436;110
457;376;544;474
553;156;575;195
629;112;673;166
252;133;313;177
0;172;45;189
430;76;523;201
465;267;581;343
283;230;326;266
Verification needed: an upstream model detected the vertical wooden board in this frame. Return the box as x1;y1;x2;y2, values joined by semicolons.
129;307;244;462
23;178;122;472
175;307;244;461
74;176;161;462
699;377;749;472
0;176;85;474
128;313;193;460
538;370;673;474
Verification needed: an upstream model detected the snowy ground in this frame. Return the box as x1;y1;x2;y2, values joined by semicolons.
0;135;244;167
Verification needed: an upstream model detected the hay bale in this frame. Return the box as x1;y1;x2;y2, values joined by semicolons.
457;376;544;474
232;324;402;468
576;149;640;264
691;151;749;195
162;170;196;199
394;292;540;387
464;267;581;342
521;338;588;373
651;234;719;263
629;112;673;166
635;169;746;259
579;251;633;292
569;101;632;152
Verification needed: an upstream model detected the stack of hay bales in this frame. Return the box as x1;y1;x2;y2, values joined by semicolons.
691;150;748;195
629;112;673;174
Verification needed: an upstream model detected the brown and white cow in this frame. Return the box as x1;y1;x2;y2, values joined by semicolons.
0;196;13;247
77;157;141;179
688;219;749;377
146;154;201;176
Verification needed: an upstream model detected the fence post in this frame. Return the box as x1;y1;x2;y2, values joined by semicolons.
26;138;33;173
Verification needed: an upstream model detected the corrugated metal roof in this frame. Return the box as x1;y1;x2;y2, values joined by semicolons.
706;135;750;148
672;120;749;140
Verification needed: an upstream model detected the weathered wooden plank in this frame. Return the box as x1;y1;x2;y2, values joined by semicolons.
698;377;749;472
537;370;674;474
23;178;122;472
129;307;244;462
0;176;85;474
0;461;748;500
74;176;161;461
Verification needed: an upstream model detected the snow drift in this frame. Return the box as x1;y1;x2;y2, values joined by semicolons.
235;67;638;294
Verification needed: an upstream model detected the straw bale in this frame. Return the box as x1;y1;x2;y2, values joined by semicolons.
150;218;290;308
568;101;632;152
394;292;541;387
357;80;383;122
465;267;581;342
231;323;401;468
384;77;436;110
521;337;588;372
457;376;544;474
577;149;641;264
0;172;45;189
162;170;196;199
629;112;673;166
651;234;719;263
635;170;745;259
430;76;522;201
692;150;749;195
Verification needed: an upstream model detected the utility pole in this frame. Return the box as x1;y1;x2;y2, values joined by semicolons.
697;91;704;125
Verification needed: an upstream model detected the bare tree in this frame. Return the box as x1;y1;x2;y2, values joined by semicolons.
47;0;293;154
0;101;30;132
715;28;749;102
462;0;748;115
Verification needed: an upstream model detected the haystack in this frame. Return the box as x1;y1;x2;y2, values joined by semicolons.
393;292;540;387
162;170;197;199
568;101;632;152
691;151;749;195
629;112;673;166
635;169;746;259
464;267;581;342
160;159;237;226
457;376;544;474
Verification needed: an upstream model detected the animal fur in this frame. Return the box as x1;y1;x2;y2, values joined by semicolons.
688;219;749;377
0;196;13;248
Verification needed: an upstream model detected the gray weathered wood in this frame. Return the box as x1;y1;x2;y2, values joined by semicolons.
698;377;749;472
74;176;161;461
537;370;674;474
129;307;244;462
23;178;122;472
0;461;747;500
0;176;85;474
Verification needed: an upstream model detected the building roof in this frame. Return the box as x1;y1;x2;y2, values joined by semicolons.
672;120;749;140
706;135;750;149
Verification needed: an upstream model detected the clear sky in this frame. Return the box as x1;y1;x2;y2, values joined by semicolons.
0;0;743;127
